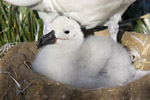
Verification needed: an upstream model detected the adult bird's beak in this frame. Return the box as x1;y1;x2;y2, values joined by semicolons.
37;30;56;49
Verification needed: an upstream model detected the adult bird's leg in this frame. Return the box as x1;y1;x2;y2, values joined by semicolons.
108;14;122;41
43;23;53;35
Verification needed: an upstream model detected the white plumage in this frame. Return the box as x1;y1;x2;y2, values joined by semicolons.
4;0;136;40
32;16;150;89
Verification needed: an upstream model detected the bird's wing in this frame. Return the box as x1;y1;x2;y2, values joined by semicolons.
4;0;42;6
4;0;136;29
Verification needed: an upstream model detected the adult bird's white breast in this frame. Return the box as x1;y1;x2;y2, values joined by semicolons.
4;0;136;40
50;0;134;28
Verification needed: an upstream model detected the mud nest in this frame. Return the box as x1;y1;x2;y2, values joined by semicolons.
0;32;150;100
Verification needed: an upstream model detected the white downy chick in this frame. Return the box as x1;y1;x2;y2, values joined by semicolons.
33;16;150;89
4;0;136;41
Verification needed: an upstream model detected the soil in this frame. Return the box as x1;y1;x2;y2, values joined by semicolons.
0;33;150;100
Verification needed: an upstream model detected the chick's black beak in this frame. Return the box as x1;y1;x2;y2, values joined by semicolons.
37;30;56;49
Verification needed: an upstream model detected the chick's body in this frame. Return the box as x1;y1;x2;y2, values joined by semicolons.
33;16;149;89
74;36;135;88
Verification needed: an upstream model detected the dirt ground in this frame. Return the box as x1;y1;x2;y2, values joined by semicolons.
0;32;150;100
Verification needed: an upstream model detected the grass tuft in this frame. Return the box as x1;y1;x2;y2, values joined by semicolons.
0;0;43;47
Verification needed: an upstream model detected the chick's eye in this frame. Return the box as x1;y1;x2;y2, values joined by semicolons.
64;30;70;34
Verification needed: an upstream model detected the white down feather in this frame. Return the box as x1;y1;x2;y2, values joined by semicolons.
32;16;150;89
